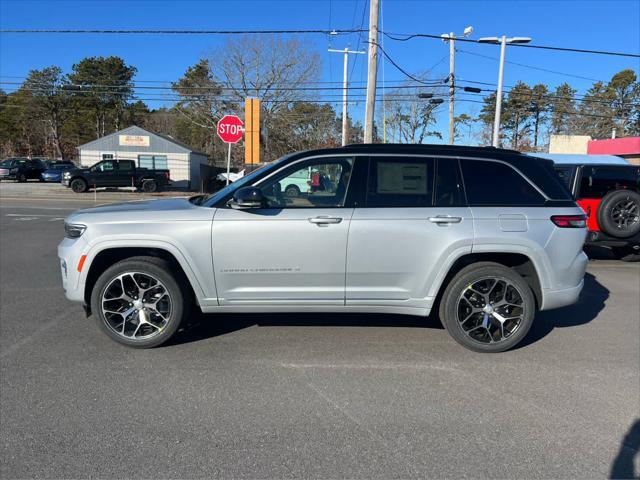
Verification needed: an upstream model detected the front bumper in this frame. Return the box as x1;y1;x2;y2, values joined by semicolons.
58;236;89;302
42;174;61;182
0;174;16;180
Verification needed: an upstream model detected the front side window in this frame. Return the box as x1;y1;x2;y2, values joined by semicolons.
257;157;354;208
460;159;546;206
366;156;434;207
93;161;115;173
579;166;640;198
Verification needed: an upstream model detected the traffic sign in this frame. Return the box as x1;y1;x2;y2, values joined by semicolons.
217;115;244;144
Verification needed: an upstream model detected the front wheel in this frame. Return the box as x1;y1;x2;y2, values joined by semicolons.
18;173;27;183
70;178;87;193
439;262;535;353
90;256;189;348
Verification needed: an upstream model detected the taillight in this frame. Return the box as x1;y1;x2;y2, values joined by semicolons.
551;215;587;228
165;171;170;180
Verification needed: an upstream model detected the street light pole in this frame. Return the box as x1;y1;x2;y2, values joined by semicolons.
329;48;365;146
493;35;507;148
478;35;532;147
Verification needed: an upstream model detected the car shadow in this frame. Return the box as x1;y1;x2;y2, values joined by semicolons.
516;272;608;349
169;272;608;349
610;418;640;479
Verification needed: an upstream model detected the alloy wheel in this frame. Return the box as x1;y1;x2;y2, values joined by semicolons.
611;199;639;231
101;272;172;340
456;277;526;344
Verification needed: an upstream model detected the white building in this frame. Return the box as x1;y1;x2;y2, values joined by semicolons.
77;125;209;189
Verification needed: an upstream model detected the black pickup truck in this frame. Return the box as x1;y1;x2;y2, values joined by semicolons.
62;159;171;193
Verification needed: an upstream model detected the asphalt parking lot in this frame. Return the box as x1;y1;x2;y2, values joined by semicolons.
1;182;639;479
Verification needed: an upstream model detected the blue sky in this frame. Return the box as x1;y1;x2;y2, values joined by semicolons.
1;0;639;143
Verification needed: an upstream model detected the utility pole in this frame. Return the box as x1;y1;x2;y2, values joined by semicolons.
329;47;365;146
441;27;473;145
479;35;532;147
364;0;379;143
448;32;455;145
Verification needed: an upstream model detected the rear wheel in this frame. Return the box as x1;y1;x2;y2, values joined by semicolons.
141;179;158;193
90;256;189;348
70;178;87;193
439;262;535;353
284;184;301;198
597;190;640;239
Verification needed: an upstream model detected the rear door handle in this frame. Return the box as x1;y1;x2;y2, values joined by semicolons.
428;215;462;225
309;216;342;225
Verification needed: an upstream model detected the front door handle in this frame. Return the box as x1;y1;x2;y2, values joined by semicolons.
428;215;462;225
309;216;342;225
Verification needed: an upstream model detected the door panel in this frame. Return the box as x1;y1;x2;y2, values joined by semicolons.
212;155;357;305
212;207;353;304
346;207;473;308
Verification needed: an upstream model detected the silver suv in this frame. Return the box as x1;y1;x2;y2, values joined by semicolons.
59;145;588;352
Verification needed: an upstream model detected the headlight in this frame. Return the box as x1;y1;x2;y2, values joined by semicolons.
63;171;71;178
64;223;86;238
9;168;17;174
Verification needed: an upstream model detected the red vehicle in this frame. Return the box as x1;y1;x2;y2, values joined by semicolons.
554;162;640;261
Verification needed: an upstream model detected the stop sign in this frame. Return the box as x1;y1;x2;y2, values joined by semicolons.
217;115;244;144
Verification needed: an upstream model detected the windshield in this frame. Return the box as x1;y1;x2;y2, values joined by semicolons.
197;158;289;207
0;160;12;167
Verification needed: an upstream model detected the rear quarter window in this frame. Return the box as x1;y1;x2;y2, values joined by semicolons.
460;159;546;206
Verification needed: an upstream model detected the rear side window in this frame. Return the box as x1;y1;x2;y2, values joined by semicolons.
460;159;546;206
579;166;640;198
366;156;434;207
435;158;465;207
554;166;575;190
118;160;135;172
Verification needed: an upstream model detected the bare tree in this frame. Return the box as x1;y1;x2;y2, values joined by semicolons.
207;35;321;116
382;85;444;144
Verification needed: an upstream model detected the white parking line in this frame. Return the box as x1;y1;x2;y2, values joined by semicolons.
6;213;66;217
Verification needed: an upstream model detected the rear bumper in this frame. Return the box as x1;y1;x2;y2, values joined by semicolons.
586;230;640;247
541;279;584;310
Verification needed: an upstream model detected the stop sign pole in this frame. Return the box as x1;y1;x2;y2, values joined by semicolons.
216;115;245;185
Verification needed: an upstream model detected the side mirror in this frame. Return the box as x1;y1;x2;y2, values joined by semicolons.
230;186;265;209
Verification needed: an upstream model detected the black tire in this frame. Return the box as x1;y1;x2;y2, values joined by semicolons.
611;246;640;262
90;256;190;348
141;179;157;193
18;173;27;183
439;262;535;353
70;178;87;193
597;190;640;239
284;184;301;198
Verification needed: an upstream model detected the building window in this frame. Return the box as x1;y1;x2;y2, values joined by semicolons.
138;155;168;170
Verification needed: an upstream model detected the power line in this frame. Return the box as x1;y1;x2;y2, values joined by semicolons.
456;48;601;82
4;27;637;58
382;31;640;58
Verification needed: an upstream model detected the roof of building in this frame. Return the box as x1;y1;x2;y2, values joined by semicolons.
77;125;208;156
534;153;629;165
587;136;640;156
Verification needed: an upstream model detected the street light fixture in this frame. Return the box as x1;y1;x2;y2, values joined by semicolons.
478;35;532;147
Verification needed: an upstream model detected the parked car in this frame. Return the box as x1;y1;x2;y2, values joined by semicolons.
553;161;640;261
59;144;587;352
62;159;170;193
0;158;47;182
41;163;76;182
